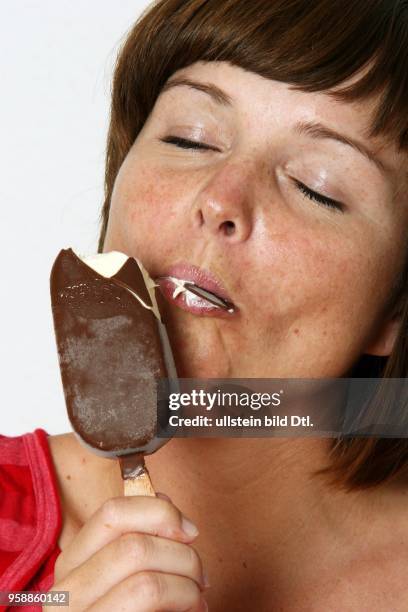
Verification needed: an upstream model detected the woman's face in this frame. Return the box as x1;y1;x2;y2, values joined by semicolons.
104;61;407;377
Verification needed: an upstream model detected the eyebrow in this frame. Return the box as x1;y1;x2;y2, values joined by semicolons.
294;120;389;175
160;77;234;107
160;80;391;175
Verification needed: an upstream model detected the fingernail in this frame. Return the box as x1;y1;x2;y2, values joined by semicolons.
156;491;172;502
181;515;199;537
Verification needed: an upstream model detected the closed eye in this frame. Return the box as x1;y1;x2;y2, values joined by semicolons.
160;135;220;151
293;179;345;213
161;136;345;212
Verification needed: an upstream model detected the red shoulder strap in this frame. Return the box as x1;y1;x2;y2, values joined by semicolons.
0;429;61;597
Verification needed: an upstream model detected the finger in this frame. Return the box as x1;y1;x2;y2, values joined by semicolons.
58;533;205;609
86;572;207;612
56;496;199;577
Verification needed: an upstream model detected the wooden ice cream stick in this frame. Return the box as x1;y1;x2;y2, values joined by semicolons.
120;453;156;497
123;469;156;496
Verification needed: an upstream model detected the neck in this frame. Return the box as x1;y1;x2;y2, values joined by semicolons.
148;436;332;497
147;437;346;544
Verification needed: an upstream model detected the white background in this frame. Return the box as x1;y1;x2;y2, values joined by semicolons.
1;1;152;435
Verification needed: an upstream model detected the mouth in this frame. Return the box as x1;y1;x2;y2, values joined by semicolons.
154;264;236;317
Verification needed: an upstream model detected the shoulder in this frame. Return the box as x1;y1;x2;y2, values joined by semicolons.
46;431;88;525
46;433;122;550
47;431;97;508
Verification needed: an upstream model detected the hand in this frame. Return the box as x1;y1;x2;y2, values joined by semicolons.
45;494;209;611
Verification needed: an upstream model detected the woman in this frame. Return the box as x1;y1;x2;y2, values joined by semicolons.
2;0;407;610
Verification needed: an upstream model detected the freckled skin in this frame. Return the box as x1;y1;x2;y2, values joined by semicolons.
104;61;407;378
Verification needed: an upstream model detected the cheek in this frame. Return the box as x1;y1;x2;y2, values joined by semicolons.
109;159;189;257
249;221;384;336
233;225;388;376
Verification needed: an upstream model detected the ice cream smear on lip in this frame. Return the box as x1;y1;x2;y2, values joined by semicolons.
163;275;235;313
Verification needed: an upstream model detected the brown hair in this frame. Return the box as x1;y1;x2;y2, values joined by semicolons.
98;0;408;491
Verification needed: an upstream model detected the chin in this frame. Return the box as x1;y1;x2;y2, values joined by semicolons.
169;344;231;376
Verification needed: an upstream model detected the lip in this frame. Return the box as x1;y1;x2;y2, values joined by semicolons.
154;263;237;318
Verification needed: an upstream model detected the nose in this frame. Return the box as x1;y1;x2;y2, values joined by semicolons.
193;161;254;242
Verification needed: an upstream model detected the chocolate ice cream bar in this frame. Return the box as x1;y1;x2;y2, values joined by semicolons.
50;248;178;495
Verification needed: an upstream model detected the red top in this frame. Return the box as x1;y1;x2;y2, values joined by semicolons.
0;429;62;611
